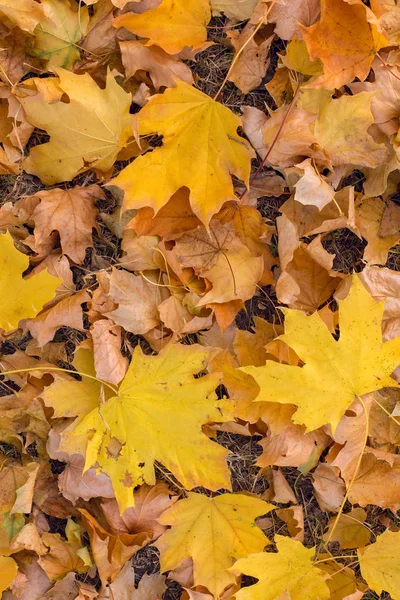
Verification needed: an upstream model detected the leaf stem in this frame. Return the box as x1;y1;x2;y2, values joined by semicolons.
0;365;118;395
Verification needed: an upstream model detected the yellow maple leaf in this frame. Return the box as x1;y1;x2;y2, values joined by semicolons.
0;232;62;331
358;530;400;599
71;343;231;512
110;81;254;227
156;492;273;597
0;556;17;595
240;276;400;433
313;92;388;168
112;0;211;55
32;0;89;70
20;69;133;185
302;0;388;89
230;535;330;600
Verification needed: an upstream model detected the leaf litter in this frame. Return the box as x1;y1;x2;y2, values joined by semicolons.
0;1;400;599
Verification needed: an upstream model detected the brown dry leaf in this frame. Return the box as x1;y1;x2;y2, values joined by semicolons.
355;195;400;264
380;199;400;236
258;424;331;471
99;561;166;600
120;40;193;89
158;294;214;340
302;0;387;89
276;241;342;313
312;464;346;512
294;159;335;210
235;171;287;202
268;0;320;40
120;233;160;271
324;508;371;549
25;290;90;347
349;451;400;510
227;27;273;94
276;506;304;541
242;105;329;168
79;509;150;585
106;269;167;334
101;482;178;539
29;185;103;263
368;388;400;451
359;266;400;341
233;317;282;367
39;527;90;581
129;189;201;238
91;319;128;386
263;468;297;504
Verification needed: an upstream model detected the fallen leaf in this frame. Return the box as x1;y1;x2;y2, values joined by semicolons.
230;535;330;600
21;69;133;185
113;0;211;54
73;343;230;511
156;492;273;597
302;0;387;88
32;0;89;70
269;0;320;40
120;41;193;89
91;319;128;386
0;556;18;595
313;93;388;168
358;529;400;600
355;195;400;264
30;185;103;263
241;275;400;432
110;81;254;227
227;27;273;94
210;0;258;20
101;482;178;538
294;159;335;210
0;0;43;33
0;232;62;331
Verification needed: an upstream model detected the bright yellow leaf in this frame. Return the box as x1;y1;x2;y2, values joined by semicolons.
240;275;400;433
313;92;388;168
32;0;89;70
20;69;133;185
110;81;254;227
230;535;330;600
0;556;18;595
112;0;211;55
72;343;231;512
156;492;273;597
358;530;400;600
0;232;62;331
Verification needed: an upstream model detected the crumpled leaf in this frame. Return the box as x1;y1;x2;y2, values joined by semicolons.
113;0;211;54
0;232;62;331
72;343;230;512
21;69;133;185
120;41;193;89
358;529;400;600
230;535;330;600
156;492;273;597
111;80;254;227
241;275;400;433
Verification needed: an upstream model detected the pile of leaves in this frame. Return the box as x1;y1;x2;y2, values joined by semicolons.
1;0;400;598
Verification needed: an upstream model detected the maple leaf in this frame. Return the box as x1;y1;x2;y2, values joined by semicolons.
0;231;62;331
230;535;330;600
110;81;254;227
20;69;133;185
240;276;400;433
156;492;273;597
30;185;103;263
302;0;388;89
31;0;89;70
210;0;258;21
70;343;231;512
313;92;388;168
358;530;400;599
112;0;211;55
